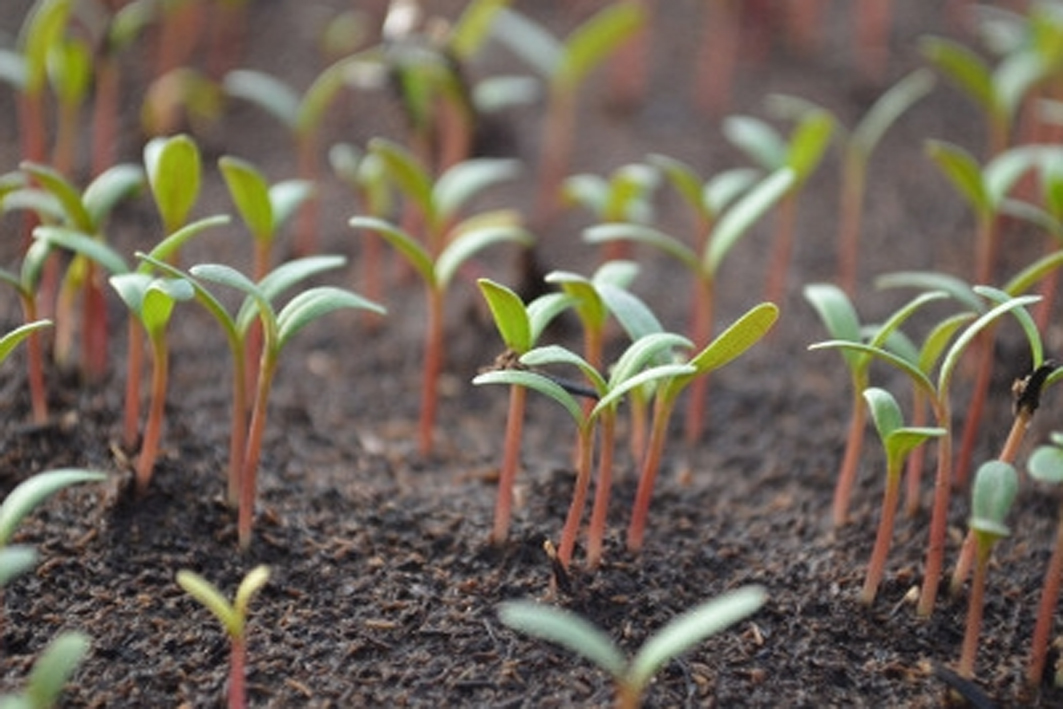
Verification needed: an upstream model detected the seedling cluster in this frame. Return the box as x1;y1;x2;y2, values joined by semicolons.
1;0;1063;706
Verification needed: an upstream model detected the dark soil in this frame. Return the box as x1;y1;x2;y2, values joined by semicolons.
2;1;1063;707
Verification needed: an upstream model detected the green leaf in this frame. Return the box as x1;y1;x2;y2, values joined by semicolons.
83;164;144;228
141;215;231;270
1029;439;1063;484
876;270;983;313
974;285;1043;368
925;140;991;218
703;168;760;217
449;0;511;61
937;294;1041;394
24;631;89;709
177;570;240;637
141;278;193;337
607;332;692;387
723;116;787;171
863;387;904;443
866;291;949;350
368;138;435;225
350;215;436;287
297;54;364;136
20;0;72;94
0;469;105;546
786;111;835;182
224;69;300;129
47;36;91;106
546;272;608;330
804;283;861;368
629;586;767;691
994;50;1049;122
477;278;532;353
473;369;584;425
233;565;271;626
810;340;936;400
497;600;627;680
919;313;975;375
583;223;699;273
219;156;273;239
269;180;315;231
985;144;1039;205
145;134;201;232
490;8;561;79
434;158;521;221
647;154;704;214
34;226;129;275
920;35;996;116
594;362;695;416
526;292;574;343
277;286;384;349
0;320;52;369
706;168;795;274
1004;250;1063;296
684;302;778;378
851;69;935;157
436;218;531;288
520;344;606;395
596;283;663;342
19;162;92;231
969;460;1018;539
0;546;38;588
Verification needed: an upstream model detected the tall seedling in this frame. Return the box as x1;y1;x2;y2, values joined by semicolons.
0;241;53;422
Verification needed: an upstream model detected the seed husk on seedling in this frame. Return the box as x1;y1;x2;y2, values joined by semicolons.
176;565;270;709
497;585;766;709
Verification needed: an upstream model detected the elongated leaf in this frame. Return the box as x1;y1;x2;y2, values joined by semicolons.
985;144;1039;205
224;69;300;128
629;586;767;691
556;1;645;92
583;223;699;273
887;428;947;463
974;285;1043;368
546;272;608;330
277;286;384;348
109;272;151;316
269;180;315;230
0;468;105;546
34;226;129;275
707;168;795;274
233;565;271;626
520;344;606;395
527;293;574;344
145;134;201;231
648;154;704;213
920;35;996;116
2;187;65;223
497;601;627;679
368;138;435;224
21;0;72;93
83;163;144;228
19;161;91;231
594;363;694;416
786;111;835;182
0;545;38;587
350;215;435;287
0;320;52;368
142;215;231;270
434;158;521;221
684;302;778;378
1029;440;1063;484
851;69;935;156
141;278;193;337
863;387;904;443
136;253;239;341
919;313;974;374
473;369;584;425
608;333;692;387
490;8;561;78
597;283;662;342
810;340;936;400
177;570;240;637
866;291;949;350
995;50;1048;122
804;283;861;369
938;294;1041;394
255;255;348;306
450;0;511;61
723;116;787;171
24;631;89;709
436;222;531;288
876;270;983;313
297;53;365;135
220;156;273;239
478;278;532;353
925;140;990;217
704;168;760;217
1004;250;1063;296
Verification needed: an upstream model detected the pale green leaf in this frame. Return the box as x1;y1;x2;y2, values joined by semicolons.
24;631;89;709
706;168;795;274
0;469;105;546
350;215;435;287
0;320;51;369
177;570;240;637
434;158;521;221
224;69;300;129
497;600;627;679
477;278;532;353
277;286;384;349
473;369;584;425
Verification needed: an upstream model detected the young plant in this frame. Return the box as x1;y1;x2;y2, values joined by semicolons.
190;261;384;548
1024;426;1063;687
859;387;945;606
804;284;945;526
586;166;795;444
958;460;1017;680
475;333;695;569
0;241;53;422
144;133;202;244
224;52;368;254
811;289;1041;616
723;104;835;305
176;565;270;709
0;630;90;709
349;140;529;455
476;278;572;544
497;585;767;709
563;162;659;262
491;2;646;218
45;33;91;176
627;302;778;553
109;274;194;493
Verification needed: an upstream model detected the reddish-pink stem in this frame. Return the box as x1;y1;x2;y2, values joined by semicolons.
627;395;675;553
861;467;901;605
135;335;169;494
904;388;928;517
91;58;120;177
833;386;868;527
958;542;991;679
20;297;48;424
558;425;594;569
1028;504;1063;687
695;0;739;115
239;355;277;549
419;288;444;456
535;88;576;221
587;412;616;569
683;276;713;446
855;0;892;83
491;384;527;544
293;135;320;256
228;633;246;709
764;191;797;308
227;349;249;508
837;152;865;298
918;407;952;617
123;320;144;451
82;264;110;383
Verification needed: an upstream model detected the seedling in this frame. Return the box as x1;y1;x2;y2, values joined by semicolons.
958;460;1017;680
859;387;945;606
191;261;383;548
563;162;659;261
176;565;270;709
45;32;90;176
224;52;368;254
110;274;194;493
476;333;694;569
0;631;90;709
1024;426;1063;687
476;278;572;544
723;104;834;305
811;288;1041;616
0;240;53;422
586;166;795;444
497;585;766;709
144;133;202;242
349;139;529;455
627;302;778;553
491;2;646;218
805;284;946;526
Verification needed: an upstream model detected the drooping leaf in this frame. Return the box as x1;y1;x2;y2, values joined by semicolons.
555;1;644;92
0;320;52;368
276;286;383;348
433;158;521;221
350;215;435;287
0;468;105;546
851;69;936;157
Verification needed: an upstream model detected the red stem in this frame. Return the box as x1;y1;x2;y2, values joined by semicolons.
764;191;797;307
694;0;738;115
135;334;169;494
558;424;594;569
536;87;576;221
91;57;120;177
683;275;714;446
123;319;144;451
953;329;995;491
918;405;952;617
833;386;868;527
958;541;991;679
293;134;320;257
227;346;249;508
491;384;527;544
229;633;246;709
239;355;277;549
627;395;675;553
419;288;444;456
837;151;865;298
587;412;616;569
1028;503;1063;687
905;387;928;517
855;0;892;83
20;296;48;424
82;263;110;383
860;466;902;605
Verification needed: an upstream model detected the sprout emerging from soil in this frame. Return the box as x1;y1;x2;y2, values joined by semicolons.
497;585;767;709
177;565;270;709
0;630;90;709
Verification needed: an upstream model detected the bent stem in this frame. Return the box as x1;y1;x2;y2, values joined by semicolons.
558;424;594;569
628;394;675;553
491;383;527;544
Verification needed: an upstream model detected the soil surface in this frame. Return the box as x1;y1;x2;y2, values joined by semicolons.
2;1;1063;707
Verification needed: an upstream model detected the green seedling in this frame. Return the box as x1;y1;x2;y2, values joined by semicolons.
176;565;270;709
491;2;646;218
723;104;834;305
0;631;90;709
957;460;1017;680
1024;426;1063;688
16;160;144;381
45;32;90;176
811;288;1041;616
224;51;368;254
110;274;193;493
805;284;946;527
191;261;383;548
145;133;201;242
0;240;53;422
563;162;659;261
476;278;572;544
859;387;945;606
476;332;693;569
586;165;794;444
139;253;349;508
141;66;223;138
627;302;778;553
497;585;767;709
349;139;529;455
